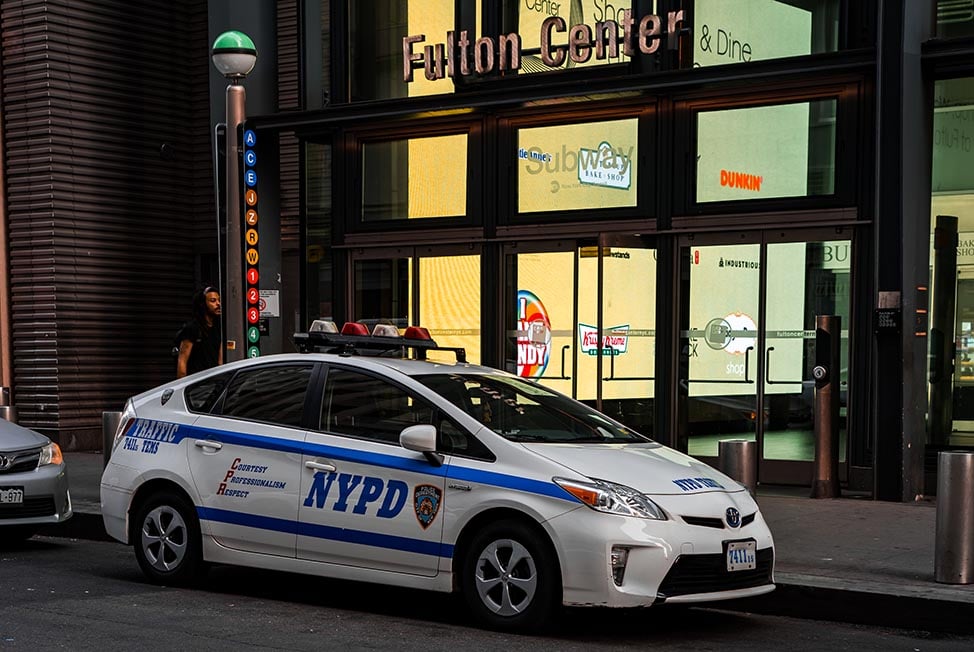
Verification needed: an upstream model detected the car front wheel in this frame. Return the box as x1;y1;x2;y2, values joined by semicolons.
133;491;204;585
461;520;559;632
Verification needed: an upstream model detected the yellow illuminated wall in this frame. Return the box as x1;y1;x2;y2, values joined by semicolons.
407;133;467;218
408;1;455;96
413;255;481;365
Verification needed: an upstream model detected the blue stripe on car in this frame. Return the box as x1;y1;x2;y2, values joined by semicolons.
197;506;456;558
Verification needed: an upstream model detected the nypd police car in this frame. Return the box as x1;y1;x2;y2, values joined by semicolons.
101;322;774;631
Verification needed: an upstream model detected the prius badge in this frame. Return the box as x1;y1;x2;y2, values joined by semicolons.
725;507;741;528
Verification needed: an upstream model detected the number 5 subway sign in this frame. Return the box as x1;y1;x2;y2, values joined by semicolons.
243;129;260;358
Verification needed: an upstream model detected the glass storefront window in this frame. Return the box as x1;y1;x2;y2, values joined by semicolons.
350;0;456;100
695;99;836;203
361;134;468;221
352;254;481;364
693;0;840;67
928;77;974;449
512;0;654;74
517;118;638;213
937;0;974;38
305;142;333;327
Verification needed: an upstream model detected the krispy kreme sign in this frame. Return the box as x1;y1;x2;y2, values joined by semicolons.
403;9;687;82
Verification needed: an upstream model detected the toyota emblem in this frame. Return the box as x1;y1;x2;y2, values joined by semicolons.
0;454;9;470
725;507;741;528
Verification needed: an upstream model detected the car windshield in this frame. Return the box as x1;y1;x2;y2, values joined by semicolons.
415;373;651;444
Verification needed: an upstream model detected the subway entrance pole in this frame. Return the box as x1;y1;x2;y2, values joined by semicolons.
211;31;257;362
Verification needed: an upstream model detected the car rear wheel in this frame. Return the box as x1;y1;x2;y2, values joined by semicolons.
461;520;559;632
133;491;204;585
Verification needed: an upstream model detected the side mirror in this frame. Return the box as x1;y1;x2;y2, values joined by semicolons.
400;424;443;466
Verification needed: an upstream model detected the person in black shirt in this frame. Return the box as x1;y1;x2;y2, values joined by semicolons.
176;286;223;378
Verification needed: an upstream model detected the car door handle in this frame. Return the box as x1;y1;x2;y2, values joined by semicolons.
305;460;336;473
194;439;223;451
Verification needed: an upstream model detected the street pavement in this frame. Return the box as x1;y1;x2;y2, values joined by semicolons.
40;451;974;634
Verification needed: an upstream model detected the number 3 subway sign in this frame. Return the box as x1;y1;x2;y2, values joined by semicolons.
403;8;687;81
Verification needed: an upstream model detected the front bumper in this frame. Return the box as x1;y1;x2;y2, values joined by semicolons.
547;491;775;608
0;461;72;527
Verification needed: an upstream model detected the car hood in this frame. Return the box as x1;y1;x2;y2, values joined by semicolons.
0;418;51;451
521;442;742;496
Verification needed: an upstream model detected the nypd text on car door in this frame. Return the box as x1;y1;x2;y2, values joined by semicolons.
298;364;446;576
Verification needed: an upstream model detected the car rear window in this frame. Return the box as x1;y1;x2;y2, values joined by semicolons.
185;372;233;413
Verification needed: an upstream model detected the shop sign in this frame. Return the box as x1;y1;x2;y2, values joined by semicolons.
578;323;630;356
403;9;686;82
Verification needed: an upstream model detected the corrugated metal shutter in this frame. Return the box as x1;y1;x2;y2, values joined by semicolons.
277;0;300;248
1;0;212;446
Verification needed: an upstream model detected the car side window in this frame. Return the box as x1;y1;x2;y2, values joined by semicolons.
221;364;314;427
321;367;433;444
185;371;233;413
437;415;495;461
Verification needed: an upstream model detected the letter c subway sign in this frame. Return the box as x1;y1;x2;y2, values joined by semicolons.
243;129;260;358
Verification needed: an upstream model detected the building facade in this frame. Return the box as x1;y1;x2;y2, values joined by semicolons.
1;1;973;501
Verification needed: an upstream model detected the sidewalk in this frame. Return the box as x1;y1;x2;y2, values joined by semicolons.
42;452;974;634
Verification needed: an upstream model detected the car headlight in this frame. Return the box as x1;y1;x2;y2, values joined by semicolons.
38;441;63;466
554;477;667;520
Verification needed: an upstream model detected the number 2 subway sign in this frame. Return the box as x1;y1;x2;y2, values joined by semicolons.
402;8;687;82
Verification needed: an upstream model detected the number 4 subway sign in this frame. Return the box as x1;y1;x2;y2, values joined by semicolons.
243;128;260;358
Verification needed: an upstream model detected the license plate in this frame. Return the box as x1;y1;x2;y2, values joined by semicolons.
726;540;756;572
0;487;24;504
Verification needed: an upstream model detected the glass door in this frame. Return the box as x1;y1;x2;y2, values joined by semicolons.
679;230;852;486
505;236;657;437
349;246;482;364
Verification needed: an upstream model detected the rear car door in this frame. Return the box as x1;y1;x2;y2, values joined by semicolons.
186;362;316;557
297;364;447;577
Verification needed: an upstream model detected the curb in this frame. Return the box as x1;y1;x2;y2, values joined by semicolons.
720;581;974;635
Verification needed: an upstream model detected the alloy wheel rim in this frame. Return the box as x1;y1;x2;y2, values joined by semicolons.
474;538;538;616
141;505;188;572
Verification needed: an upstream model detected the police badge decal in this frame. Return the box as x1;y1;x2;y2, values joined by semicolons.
414;484;442;530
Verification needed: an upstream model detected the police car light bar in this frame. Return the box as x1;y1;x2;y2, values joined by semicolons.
294;321;466;362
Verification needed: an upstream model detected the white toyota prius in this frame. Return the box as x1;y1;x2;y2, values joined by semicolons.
101;322;774;631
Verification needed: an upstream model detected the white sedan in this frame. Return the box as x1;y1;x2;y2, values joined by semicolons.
101;324;774;631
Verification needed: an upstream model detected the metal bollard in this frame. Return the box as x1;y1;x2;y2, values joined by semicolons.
102;411;122;468
0;405;17;423
718;439;757;495
935;451;974;584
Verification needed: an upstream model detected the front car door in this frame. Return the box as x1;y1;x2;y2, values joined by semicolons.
297;364;447;577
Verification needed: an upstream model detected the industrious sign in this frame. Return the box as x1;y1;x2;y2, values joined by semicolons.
403;9;687;82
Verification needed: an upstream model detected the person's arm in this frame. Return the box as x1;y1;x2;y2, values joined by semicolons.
176;339;193;378
218;340;224;366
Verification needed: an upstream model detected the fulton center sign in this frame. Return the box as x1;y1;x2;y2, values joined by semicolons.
403;9;687;82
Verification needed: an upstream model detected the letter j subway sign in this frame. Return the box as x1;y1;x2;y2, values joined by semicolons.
403;9;686;81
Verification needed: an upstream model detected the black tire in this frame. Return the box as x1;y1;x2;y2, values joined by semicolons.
132;491;205;585
460;520;560;632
